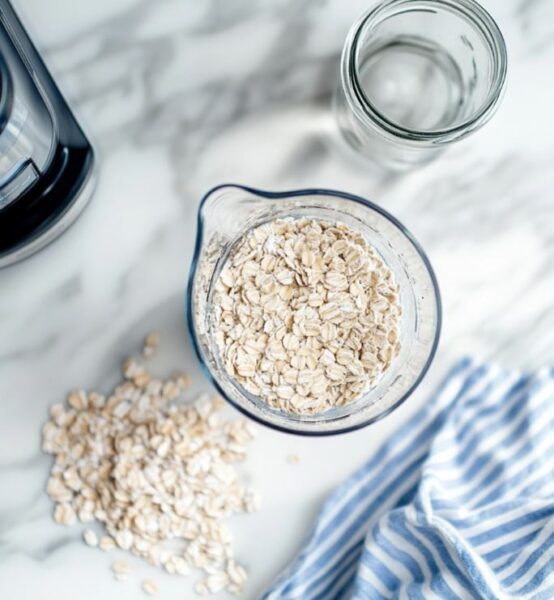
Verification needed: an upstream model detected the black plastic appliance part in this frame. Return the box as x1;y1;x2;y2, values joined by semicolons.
0;0;94;267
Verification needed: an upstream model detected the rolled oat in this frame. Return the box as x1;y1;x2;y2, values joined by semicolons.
42;335;256;597
83;528;98;547
141;579;159;596
213;218;402;414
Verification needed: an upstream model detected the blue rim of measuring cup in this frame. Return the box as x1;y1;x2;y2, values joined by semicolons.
185;183;442;436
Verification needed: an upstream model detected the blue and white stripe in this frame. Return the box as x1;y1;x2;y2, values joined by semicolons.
264;358;554;599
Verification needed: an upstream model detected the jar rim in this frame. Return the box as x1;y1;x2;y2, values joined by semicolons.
342;0;508;143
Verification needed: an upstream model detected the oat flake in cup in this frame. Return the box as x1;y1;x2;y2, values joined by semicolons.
212;217;402;415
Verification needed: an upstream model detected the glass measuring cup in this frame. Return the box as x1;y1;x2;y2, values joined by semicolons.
334;0;508;169
186;185;441;435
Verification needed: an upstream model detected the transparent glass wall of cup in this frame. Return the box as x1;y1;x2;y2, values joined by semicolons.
334;0;507;170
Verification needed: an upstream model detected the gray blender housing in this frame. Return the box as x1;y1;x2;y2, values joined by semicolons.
0;0;94;267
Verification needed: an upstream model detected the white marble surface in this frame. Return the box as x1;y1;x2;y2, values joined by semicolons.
1;0;554;598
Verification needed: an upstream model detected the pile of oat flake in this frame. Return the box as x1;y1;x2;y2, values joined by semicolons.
42;333;259;596
213;218;402;414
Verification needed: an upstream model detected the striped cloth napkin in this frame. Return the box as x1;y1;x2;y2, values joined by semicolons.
264;358;554;599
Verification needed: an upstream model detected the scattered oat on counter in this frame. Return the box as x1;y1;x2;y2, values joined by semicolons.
42;334;258;597
112;560;132;581
287;454;301;465
83;528;98;547
174;371;192;390
142;579;159;596
99;536;116;551
213;218;402;415
142;331;160;357
53;502;76;525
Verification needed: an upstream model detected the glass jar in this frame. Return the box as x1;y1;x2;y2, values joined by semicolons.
334;0;508;170
187;184;441;435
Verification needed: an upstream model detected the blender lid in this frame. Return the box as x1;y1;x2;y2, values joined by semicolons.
0;0;95;267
